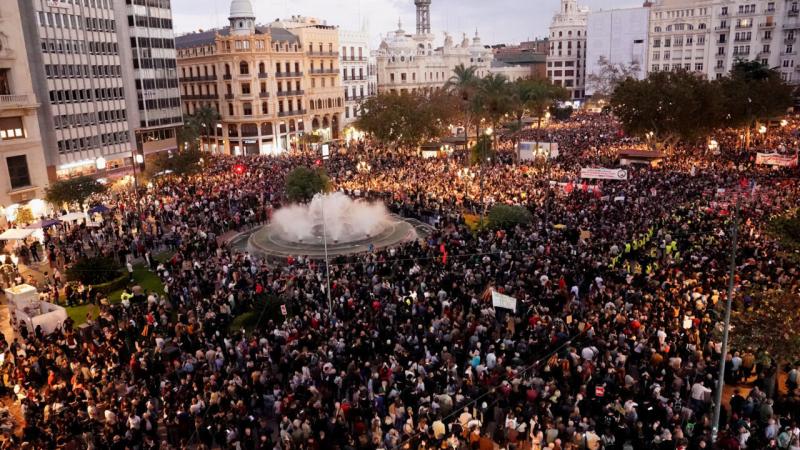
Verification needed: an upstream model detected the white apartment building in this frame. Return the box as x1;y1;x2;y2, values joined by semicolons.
0;0;48;210
586;7;650;96
646;0;798;83
547;0;590;101
338;28;370;127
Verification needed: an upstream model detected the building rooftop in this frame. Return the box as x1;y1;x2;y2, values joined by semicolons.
175;26;299;49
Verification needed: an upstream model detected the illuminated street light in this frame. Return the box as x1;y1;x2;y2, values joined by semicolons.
484;127;493;136
134;154;144;164
781;119;789;127
95;157;107;170
758;125;767;134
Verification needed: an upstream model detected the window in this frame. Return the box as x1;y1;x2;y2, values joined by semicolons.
0;117;25;141
6;155;31;189
239;61;248;75
241;83;250;94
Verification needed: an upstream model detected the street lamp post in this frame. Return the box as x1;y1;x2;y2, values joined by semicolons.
321;150;333;313
711;194;742;443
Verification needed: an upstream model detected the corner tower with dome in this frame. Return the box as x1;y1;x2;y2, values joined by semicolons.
174;0;345;155
375;0;530;94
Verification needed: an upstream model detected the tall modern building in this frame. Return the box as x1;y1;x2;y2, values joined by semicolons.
114;0;182;157
0;0;48;209
175;0;344;155
19;0;135;179
339;27;371;127
547;0;590;101
586;7;650;96
375;1;529;94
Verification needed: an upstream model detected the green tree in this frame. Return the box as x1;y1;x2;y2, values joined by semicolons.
729;290;800;363
445;64;482;143
611;69;723;149
488;204;533;229
144;148;203;179
356;90;455;148
720;60;794;148
176;116;202;152
507;79;568;160
475;73;510;144
45;176;108;208
192;105;221;151
285;166;331;203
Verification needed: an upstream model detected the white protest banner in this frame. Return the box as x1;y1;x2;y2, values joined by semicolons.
756;152;797;167
491;290;517;313
580;167;628;180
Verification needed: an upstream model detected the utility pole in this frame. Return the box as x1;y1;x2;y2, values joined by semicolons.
321;146;333;313
711;194;741;443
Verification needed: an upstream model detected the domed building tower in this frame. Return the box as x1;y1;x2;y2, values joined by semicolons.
229;0;256;36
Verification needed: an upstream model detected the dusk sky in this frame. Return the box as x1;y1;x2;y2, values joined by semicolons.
171;0;642;47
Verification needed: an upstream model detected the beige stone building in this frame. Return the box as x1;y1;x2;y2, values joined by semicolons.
175;0;344;155
0;0;48;210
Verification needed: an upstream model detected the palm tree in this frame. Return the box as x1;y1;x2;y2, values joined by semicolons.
445;64;480;148
193;105;221;153
475;73;510;148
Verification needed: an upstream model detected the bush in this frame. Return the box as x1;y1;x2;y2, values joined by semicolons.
66;256;123;285
230;295;288;332
488;204;532;229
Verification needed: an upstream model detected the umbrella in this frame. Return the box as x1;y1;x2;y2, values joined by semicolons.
25;219;62;229
88;205;110;214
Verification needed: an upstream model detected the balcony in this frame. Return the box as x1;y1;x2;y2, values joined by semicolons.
715;25;730;31
309;68;339;75
182;94;218;100
259;92;269;98
276;90;305;97
224;93;234;100
223;74;232;80
278;109;307;117
760;22;775;29
275;71;303;78
787;37;797;44
0;94;37;110
308;51;338;57
735;23;752;29
790;10;799;17
733;37;751;42
258;72;268;79
179;75;217;82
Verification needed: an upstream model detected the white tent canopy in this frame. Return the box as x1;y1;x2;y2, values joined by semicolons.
59;212;88;222
0;228;34;240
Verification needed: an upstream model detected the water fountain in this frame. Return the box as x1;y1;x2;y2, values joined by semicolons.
245;192;422;258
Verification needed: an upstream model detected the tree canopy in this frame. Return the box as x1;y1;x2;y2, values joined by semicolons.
45;175;108;208
285;167;331;203
144;149;203;179
355;90;457;147
587;56;641;100
611;62;794;147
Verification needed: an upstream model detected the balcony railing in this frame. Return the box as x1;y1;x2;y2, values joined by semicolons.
223;74;232;80
278;109;307;117
182;94;218;100
275;71;303;78
259;92;270;98
759;22;775;29
224;93;234;100
308;51;338;57
787;37;797;44
0;94;35;108
277;90;305;97
258;72;268;79
179;75;218;82
790;9;799;17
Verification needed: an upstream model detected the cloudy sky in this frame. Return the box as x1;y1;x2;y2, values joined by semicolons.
171;0;641;47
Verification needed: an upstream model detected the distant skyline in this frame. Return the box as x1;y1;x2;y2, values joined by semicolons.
171;0;643;47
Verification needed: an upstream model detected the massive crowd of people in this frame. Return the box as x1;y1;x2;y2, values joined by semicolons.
0;113;799;450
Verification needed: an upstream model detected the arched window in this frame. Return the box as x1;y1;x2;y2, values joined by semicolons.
317;99;322;109
239;61;248;75
698;23;706;30
243;102;252;116
654;26;662;32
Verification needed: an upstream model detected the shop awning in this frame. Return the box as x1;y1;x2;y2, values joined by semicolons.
59;212;87;222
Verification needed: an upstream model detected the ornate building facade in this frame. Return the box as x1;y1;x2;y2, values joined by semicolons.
175;0;344;155
375;1;528;94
